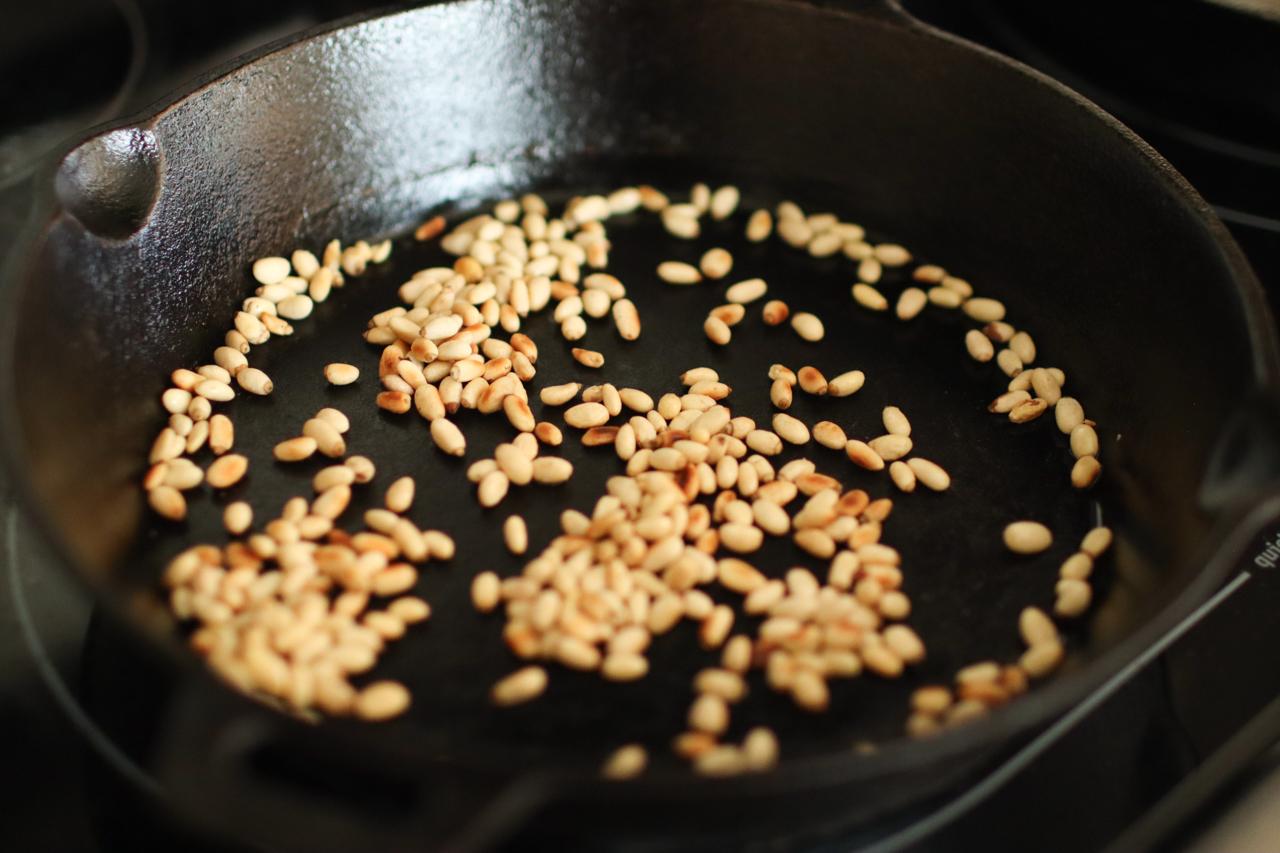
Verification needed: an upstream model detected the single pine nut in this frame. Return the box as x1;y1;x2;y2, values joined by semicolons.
148;486;186;521
846;439;885;470
207;454;249;488
1070;424;1099;458
478;470;509;507
700;248;734;280
354;681;411;721
317;407;350;433
796;366;827;396
602;744;648;779
472;571;501;612
704;315;732;345
718;558;767;593
1004;521;1052;554
491;666;547;706
965;329;994;362
906;457;950;491
613;298;641;340
504;515;528;555
223;501;252;535
852;283;888;311
430;418;466;456
566;402;609;429
540;382;582;406
889;461;916;492
345;454;376;482
1009;398;1049;423
928;287;963;308
963;297;1006;323
997;349;1023;377
303;417;346;457
1072;456;1102;488
386;477;414;513
1081;526;1113;557
868;434;912;461
746;209;773;241
791;312;824;342
772;413;810;445
325;363;359;385
1055;397;1085;434
989;389;1031;413
207;414;234;455
531;457;574;484
689;693;729;734
812;421;847;450
571;348;604;369
896;287;927;320
1020;641;1064;678
881;406;911;436
762;300;789;325
825;370;863;397
1010;330;1036;364
726;278;767;304
1055;578;1092;618
770;378;794;410
658;261;702;284
1060;551;1094;580
602;654;649;682
719;523;764;553
252;257;291;285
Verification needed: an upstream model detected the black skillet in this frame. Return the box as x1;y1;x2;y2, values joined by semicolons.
3;0;1280;849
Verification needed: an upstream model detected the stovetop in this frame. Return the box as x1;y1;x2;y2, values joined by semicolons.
3;1;1280;850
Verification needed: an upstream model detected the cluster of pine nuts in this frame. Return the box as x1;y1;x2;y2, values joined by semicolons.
163;448;451;721
142;237;391;521
905;525;1111;735
144;178;1118;771
473;363;923;774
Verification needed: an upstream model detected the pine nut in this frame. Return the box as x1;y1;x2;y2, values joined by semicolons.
303;418;346;457
1004;521;1052;554
761;300;789;326
1009;398;1049;423
889;461;916;492
536;422;564;446
541;382;582;406
794;366;826;396
429;418;466;456
1071;456;1102;488
658;261;701;284
373;564;418;597
252;256;291;285
767;413;806;445
602;653;649;682
906;457;950;491
896;287;927;320
491;666;547;705
963;297;1006;323
769;378;794;411
928;286;963;308
1070;424;1099;458
205;453;248;489
717;557;767;592
1081;526;1113;557
699;248;733;280
385;477;414;513
846;439;885;470
345;454;375;482
822;371;863;399
868;434;911;461
325;363;359;385
719;523;764;553
812;421;847;450
689;693;729;734
989;389;1030;413
353;680;410;721
862;643;904;678
613;298;641;340
317;407;350;433
602;744;648;779
148;485;186;521
791;312;824;342
1010;331;1036;364
1055;397;1085;434
1054;578;1092;618
997;348;1023;377
745;429;783;456
496;515;528;555
222;501;253;535
1060;551;1093;580
472;571;501;612
1020;641;1064;678
726;278;767;304
852;283;888;311
746;209;773;242
532;457;573;484
565;402;609;429
965;329;994;362
477;470;509;507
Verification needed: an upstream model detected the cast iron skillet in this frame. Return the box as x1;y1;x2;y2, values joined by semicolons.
4;0;1280;849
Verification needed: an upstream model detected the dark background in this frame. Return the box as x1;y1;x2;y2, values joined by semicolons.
2;1;1278;850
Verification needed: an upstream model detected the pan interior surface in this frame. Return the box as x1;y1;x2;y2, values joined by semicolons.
3;0;1265;786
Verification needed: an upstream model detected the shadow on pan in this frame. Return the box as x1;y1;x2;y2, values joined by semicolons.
3;0;1280;849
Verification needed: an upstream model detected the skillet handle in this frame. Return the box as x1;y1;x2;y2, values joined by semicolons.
152;681;553;852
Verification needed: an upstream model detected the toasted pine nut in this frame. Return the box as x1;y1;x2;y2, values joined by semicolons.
345;454;376;482
472;571;501;612
478;470;509;507
1055;578;1092;618
658;261;702;284
531;457;573;484
812;421;847;450
613;298;641;340
746;209;773;241
896;287;927;320
852;283;888;311
303;417;346;457
1009;398;1048;424
791;312;824;342
353;681;411;721
689;693;729;734
989;389;1030;414
700;248;733;280
504;515;529;555
208;414;234;455
868;434;911;461
565;402;609;429
223;501;252;535
207;454;249;488
571;348;604;369
1070;424;1099;458
725;278;767;304
1072;456;1102;488
704;315;732;345
1055;397;1085;434
1020;641;1064;678
148;485;186;521
796;366;827;396
761;299;789;325
772;413;810;445
385;477;414;513
963;297;1005;323
602;744;648;779
927;286;963;308
430;418;466;456
1080;526;1113;558
889;461;916;492
846;439;885;470
965;329;994;362
1019;607;1058;647
325;363;360;385
1004;521;1052;554
491;666;547;706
